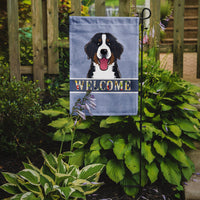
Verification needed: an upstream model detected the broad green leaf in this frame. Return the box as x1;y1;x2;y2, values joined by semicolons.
21;192;37;200
79;164;104;181
160;103;172;111
144;107;155;118
182;136;196;150
100;134;113;150
106;160;125;183
40;109;65;117
76;120;92;130
120;177;139;197
145;162;159;183
23;183;41;194
167;82;185;93
125;151;140;174
58;98;70;109
175;119;199;133
57;154;66;174
69;149;85;167
10;193;23;200
177;103;197;111
168;147;190;167
168;125;182;137
53;130;71;141
165;135;182;147
153;140;168;157
100;119;109;128
54;186;74;199
2;172;18;184
41;150;57;173
113;138;128;160
105;116;123;124
160;159;181;185
85;150;100;164
90;137;101;151
49;118;73;129
0;183;20;194
182;158;195;180
18;169;40;185
142;142;155;164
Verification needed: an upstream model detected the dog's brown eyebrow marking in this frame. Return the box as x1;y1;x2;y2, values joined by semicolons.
98;38;102;42
106;39;110;42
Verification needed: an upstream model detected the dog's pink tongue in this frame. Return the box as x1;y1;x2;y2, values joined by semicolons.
99;58;108;71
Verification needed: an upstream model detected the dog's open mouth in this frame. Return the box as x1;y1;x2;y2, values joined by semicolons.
99;58;110;71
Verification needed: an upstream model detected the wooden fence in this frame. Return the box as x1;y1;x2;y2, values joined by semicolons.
7;0;200;89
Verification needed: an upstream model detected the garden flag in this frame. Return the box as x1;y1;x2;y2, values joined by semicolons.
70;16;139;116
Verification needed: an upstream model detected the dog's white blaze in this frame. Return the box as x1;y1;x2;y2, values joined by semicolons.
92;62;115;79
97;34;111;59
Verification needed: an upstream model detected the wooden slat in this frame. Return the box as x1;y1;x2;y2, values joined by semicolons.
21;66;47;74
173;0;185;77
149;0;160;61
197;0;200;78
47;0;59;74
71;0;81;16
119;0;130;16
32;0;45;89
7;0;21;80
95;0;106;16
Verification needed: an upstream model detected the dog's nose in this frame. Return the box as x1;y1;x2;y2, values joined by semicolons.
101;49;107;55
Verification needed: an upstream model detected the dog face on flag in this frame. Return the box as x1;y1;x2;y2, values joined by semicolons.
84;33;123;79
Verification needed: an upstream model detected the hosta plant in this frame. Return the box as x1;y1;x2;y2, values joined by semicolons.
0;149;104;199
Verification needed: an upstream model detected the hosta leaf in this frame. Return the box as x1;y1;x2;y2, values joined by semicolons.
168;147;190;167
160;159;181;185
53;130;71;141
100;119;109;128
69;149;85;167
168;125;182;137
120;177;139;197
20;192;37;200
18;169;40;185
175;119;199;133
2;172;18;184
58;98;70;109
0;183;20;194
49;118;73;129
106;160;125;183
85;150;101;164
160;103;172;111
23;183;41;194
145;162;159;183
144;107;155;118
90;137;101;151
105;116;123;124
40;109;65;117
113;138;127;160
124;151;140;174
57;154;66;174
142;143;155;164
182;158;195;180
79;164;104;181
100;134;113;150
73;141;84;149
177;103;197;111
9;193;23;199
76;120;92;130
165;135;182;147
54;186;75;199
182;136;196;150
153;140;168;157
41;150;57;173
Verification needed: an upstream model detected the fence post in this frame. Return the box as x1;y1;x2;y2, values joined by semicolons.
47;0;59;74
7;0;21;81
95;0;106;16
149;0;160;61
32;0;45;89
71;0;81;16
119;0;130;16
173;0;185;77
197;0;200;78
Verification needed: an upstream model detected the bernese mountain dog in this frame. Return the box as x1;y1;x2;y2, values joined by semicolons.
84;33;124;79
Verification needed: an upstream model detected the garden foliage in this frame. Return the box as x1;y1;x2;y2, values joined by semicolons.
0;149;104;199
0;64;42;155
40;51;200;198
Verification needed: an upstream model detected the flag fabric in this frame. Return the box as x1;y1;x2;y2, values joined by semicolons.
70;16;139;116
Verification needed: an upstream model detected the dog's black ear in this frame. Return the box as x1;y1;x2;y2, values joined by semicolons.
84;41;95;59
114;41;124;59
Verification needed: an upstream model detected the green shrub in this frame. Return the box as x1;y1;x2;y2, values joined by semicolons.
0;64;42;155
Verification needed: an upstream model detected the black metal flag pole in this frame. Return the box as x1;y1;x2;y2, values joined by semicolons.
139;7;151;189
